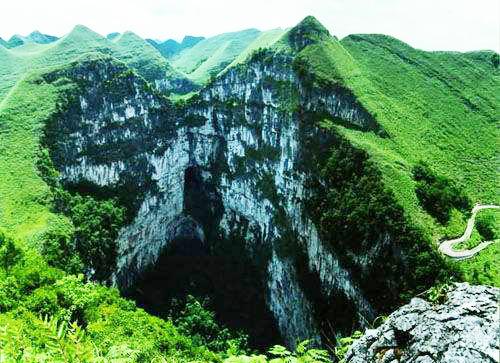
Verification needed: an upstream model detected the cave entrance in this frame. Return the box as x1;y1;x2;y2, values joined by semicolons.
126;165;282;350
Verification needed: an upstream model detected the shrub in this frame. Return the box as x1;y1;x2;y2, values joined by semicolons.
174;296;248;355
413;162;471;224
475;214;497;241
40;217;83;274
0;233;23;272
225;340;330;363
53;189;126;281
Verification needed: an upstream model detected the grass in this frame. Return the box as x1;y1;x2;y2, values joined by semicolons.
227;29;286;68
0;25;191;103
171;28;262;84
295;29;499;285
0;74;64;241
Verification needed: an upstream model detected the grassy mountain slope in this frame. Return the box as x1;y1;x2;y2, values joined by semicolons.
148;35;205;59
0;25;192;102
0;74;60;241
227;29;286;68
111;31;188;81
171;28;261;84
292;21;498;284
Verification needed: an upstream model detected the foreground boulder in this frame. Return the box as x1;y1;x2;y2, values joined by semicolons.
345;283;499;363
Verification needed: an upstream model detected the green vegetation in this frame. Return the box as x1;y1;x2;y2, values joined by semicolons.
171;28;262;84
226;29;286;69
226;340;330;363
412;162;471;224
475;210;499;241
333;331;363;363
0;14;498;361
0;24;192;102
290;20;498;285
0;229;248;362
303;128;458;308
111;31;189;83
0;73;61;241
148;36;205;59
425;282;451;304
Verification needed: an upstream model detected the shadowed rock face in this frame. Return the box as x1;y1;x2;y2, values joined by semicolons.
42;52;391;349
346;283;500;363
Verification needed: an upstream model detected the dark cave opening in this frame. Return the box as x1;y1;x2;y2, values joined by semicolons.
126;238;283;350
125;165;283;350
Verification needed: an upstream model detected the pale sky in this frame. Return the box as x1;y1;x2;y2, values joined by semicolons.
0;0;498;52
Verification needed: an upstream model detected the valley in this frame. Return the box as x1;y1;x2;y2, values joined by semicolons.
0;14;498;363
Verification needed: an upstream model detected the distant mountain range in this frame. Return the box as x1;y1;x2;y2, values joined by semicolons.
146;35;205;58
0;25;288;99
0;30;59;48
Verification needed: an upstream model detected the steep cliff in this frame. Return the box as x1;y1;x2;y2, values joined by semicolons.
39;18;452;349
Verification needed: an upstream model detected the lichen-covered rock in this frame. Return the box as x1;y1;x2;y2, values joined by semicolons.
345;283;499;363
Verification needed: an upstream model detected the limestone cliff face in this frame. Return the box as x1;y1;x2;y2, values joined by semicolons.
346;283;499;363
44;50;390;347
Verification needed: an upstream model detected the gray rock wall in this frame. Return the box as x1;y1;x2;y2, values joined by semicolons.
45;54;384;347
346;283;499;363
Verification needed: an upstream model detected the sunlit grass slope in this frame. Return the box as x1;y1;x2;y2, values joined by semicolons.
0;25;190;102
171;28;262;84
294;22;498;284
0;75;63;241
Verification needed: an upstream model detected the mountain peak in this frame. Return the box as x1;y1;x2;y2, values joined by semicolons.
7;35;25;48
181;35;204;48
107;32;121;40
66;25;105;41
71;24;96;35
120;31;143;40
27;30;58;44
286;16;331;51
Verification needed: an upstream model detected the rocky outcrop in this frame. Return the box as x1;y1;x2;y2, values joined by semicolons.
345;283;499;363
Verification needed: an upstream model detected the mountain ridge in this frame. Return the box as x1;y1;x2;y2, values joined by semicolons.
0;15;498;362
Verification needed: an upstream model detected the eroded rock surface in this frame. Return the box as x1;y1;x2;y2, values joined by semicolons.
346;283;499;363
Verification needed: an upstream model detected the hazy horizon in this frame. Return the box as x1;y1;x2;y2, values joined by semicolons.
1;0;498;52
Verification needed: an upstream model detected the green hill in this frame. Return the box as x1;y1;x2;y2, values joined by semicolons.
6;35;25;48
291;20;498;284
227;28;286;68
111;31;189;83
106;32;121;40
0;25;195;102
171;28;261;84
148;35;205;59
25;30;59;44
2;31;58;48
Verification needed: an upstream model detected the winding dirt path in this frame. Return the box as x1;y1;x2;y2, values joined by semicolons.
438;204;499;260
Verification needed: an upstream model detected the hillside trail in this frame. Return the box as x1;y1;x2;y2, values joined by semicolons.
438;204;499;260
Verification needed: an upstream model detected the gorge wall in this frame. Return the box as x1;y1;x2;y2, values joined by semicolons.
41;39;441;349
